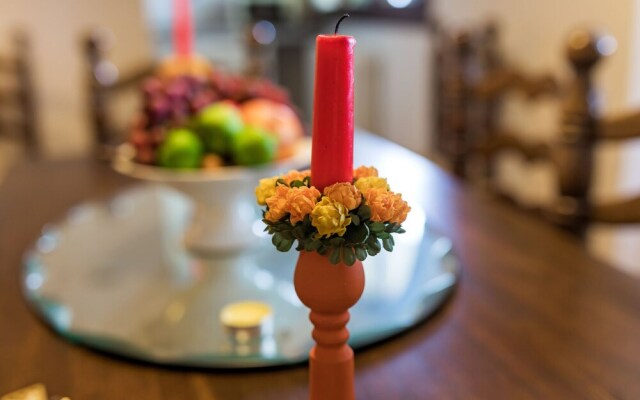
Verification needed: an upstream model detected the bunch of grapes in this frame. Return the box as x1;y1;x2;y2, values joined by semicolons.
209;70;290;105
129;70;292;165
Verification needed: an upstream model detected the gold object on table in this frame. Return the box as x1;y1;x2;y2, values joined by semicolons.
1;384;69;400
220;301;273;329
1;384;48;400
220;301;274;354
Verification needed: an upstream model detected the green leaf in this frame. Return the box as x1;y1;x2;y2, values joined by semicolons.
329;247;341;264
389;235;395;246
277;239;293;252
386;223;401;233
397;228;406;234
357;205;371;221
329;237;345;247
350;214;361;226
303;239;321;252
291;180;304;188
308;239;322;251
366;246;380;256
292;225;306;239
377;232;391;240
276;178;287;186
369;237;381;252
272;233;282;247
355;247;368;262
302;239;312;251
382;238;393;252
280;230;294;240
344;223;368;244
369;222;385;233
342;247;356;266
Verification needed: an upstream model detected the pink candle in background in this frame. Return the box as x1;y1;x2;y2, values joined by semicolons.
173;0;193;57
310;31;356;191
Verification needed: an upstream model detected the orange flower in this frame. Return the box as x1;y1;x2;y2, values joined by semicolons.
363;189;393;222
281;169;311;185
389;194;411;224
286;186;321;224
323;182;361;210
265;185;290;222
364;189;410;224
353;166;378;179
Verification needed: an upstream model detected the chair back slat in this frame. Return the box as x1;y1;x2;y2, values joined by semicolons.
0;30;38;155
599;111;640;140
84;28;154;159
591;198;640;224
551;30;605;236
473;70;557;100
435;31;473;177
478;131;551;161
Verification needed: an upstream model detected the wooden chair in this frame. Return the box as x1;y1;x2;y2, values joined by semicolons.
435;23;558;182
437;25;640;238
549;30;640;236
84;28;154;159
0;31;38;156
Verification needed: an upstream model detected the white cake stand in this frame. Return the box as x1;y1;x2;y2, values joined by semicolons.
112;138;311;255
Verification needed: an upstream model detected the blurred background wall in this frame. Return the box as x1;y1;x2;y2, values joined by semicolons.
1;0;640;272
0;0;152;157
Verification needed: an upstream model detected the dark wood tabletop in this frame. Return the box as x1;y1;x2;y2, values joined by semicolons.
2;136;640;399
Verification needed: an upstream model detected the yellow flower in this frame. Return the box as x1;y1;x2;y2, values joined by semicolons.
286;186;321;224
265;185;290;222
323;182;361;210
353;166;378;179
255;176;278;205
364;189;410;224
281;169;311;185
354;176;389;193
310;197;352;238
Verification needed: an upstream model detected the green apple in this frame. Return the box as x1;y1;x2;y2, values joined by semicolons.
232;126;278;166
157;128;204;169
194;102;244;155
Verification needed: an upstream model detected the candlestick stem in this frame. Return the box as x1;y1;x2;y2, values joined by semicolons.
309;310;355;400
294;251;364;400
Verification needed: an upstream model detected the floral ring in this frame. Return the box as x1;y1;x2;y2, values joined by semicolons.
256;166;410;265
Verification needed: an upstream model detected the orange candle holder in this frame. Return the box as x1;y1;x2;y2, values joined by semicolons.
294;251;365;400
256;167;410;400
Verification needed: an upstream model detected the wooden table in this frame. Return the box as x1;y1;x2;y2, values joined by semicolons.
2;135;640;399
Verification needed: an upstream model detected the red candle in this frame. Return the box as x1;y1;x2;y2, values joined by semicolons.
173;0;193;58
311;32;356;191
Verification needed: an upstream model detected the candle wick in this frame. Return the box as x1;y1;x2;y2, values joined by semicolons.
334;13;350;35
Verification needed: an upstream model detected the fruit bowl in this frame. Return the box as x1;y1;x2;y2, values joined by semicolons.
113;137;311;255
129;72;303;170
